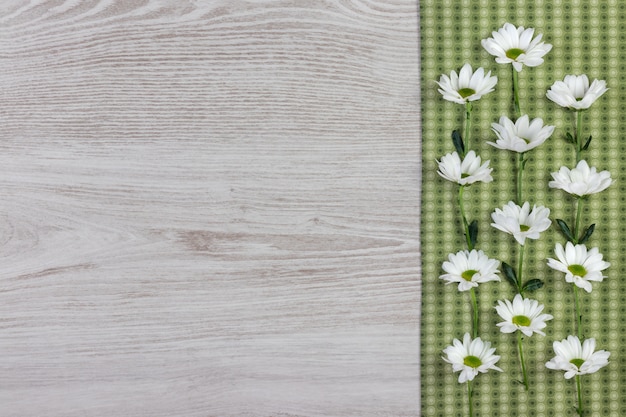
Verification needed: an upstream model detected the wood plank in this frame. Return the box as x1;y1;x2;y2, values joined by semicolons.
0;1;421;415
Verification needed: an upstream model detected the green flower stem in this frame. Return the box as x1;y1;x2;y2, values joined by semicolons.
575;110;583;162
576;374;584;416
517;152;525;204
512;67;521;118
517;331;529;390
517;243;525;294
458;185;473;250
470;287;478;338
467;380;474;417
574;196;584;244
574;284;582;339
464;101;472;150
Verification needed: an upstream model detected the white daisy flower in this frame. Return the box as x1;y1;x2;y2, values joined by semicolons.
495;294;553;337
548;160;613;197
481;23;552;72
545;335;610;379
440;249;501;292
546;74;608;110
436;63;498;104
436;150;493;185
488;115;555;153
491;201;551;246
442;333;503;383
547;242;610;293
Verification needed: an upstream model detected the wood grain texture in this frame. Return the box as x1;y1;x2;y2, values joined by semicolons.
0;1;421;416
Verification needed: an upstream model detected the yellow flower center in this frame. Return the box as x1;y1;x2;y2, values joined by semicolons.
458;88;476;98
512;315;531;326
464;355;482;368
568;264;587;276
570;358;585;369
461;269;478;281
506;48;525;60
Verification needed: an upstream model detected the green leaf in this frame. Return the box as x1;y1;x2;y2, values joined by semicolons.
468;220;478;248
522;279;544;292
579;224;596;244
565;132;574;144
582;135;593;151
556;219;575;242
501;262;518;289
451;130;465;156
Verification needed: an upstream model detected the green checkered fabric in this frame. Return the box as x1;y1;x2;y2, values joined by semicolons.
420;1;625;416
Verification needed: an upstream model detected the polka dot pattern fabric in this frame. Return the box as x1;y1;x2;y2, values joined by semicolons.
420;1;625;416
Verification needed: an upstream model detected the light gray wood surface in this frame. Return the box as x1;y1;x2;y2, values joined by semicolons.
0;1;421;416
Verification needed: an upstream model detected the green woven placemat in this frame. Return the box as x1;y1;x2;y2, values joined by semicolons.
420;1;625;416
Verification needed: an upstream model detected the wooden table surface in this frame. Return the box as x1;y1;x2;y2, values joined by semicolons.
0;1;421;416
